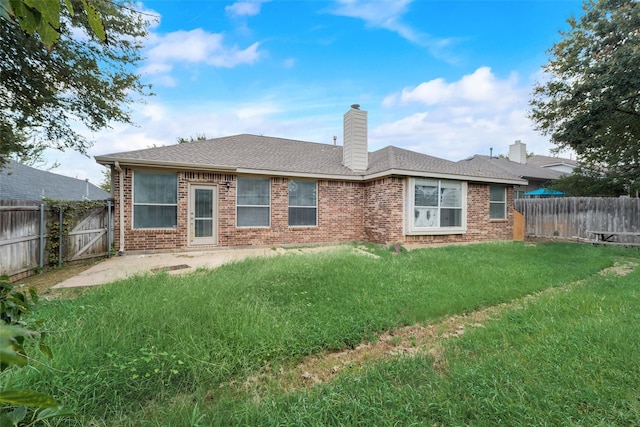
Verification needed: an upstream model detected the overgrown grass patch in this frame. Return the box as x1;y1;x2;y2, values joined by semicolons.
4;242;639;425
234;259;640;426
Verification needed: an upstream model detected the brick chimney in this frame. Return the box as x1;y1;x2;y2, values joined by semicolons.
343;104;368;171
508;140;527;164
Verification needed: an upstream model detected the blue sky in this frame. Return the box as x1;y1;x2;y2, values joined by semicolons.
50;0;584;185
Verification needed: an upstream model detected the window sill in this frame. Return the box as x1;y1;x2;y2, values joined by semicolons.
132;227;178;231
405;228;466;236
489;219;508;222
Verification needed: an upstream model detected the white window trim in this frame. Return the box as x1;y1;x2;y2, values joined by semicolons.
405;178;467;235
132;170;178;230
288;180;318;228
236;177;271;228
489;185;507;220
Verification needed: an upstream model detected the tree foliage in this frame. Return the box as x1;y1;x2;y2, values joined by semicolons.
550;166;628;196
177;133;208;144
530;0;640;195
0;0;106;50
0;0;153;168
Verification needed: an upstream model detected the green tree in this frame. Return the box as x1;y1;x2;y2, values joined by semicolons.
0;0;154;168
99;167;111;192
530;0;640;195
1;0;106;50
550;166;628;196
177;133;208;144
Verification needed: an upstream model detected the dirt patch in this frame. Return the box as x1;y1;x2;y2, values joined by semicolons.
15;259;106;298
600;260;638;276
236;259;638;395
151;264;191;273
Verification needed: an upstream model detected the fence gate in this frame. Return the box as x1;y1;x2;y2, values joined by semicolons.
68;204;112;261
513;209;525;241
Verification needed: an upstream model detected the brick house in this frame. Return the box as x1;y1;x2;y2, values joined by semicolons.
95;105;526;253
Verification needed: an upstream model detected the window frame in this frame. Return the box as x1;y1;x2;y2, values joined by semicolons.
406;178;467;235
132;170;178;230
236;177;271;228
489;185;507;220
288;179;318;227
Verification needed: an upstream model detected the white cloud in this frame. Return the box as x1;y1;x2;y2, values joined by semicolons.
141;29;262;86
383;67;523;109
374;67;551;160
328;0;452;51
225;0;271;17
145;29;261;67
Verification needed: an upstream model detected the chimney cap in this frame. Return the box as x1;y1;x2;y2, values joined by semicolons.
350;104;360;110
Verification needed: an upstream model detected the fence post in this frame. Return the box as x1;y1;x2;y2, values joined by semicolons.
58;207;63;268
39;203;45;270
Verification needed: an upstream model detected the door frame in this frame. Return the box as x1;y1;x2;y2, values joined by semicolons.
188;183;218;246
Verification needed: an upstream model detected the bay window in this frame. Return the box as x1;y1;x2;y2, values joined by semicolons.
408;178;466;233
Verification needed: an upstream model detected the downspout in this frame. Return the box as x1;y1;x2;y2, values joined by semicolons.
114;161;125;254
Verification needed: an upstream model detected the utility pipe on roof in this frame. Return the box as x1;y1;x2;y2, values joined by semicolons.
114;161;125;254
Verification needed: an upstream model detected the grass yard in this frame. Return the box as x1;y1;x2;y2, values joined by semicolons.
3;242;640;426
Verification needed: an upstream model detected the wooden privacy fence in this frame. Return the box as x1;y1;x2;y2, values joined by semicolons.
0;200;114;280
514;197;640;244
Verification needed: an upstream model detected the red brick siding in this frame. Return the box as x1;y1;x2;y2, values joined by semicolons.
219;178;365;247
364;177;405;245
112;169;514;252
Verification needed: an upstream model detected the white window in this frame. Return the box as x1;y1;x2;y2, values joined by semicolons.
133;171;178;229
490;185;507;219
237;177;270;227
407;178;466;234
289;180;317;226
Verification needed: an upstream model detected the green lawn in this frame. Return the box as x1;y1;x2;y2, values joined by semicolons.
4;242;640;426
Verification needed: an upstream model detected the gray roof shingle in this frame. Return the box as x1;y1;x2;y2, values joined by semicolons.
526;154;578;168
459;155;565;181
0;160;111;201
96;134;526;184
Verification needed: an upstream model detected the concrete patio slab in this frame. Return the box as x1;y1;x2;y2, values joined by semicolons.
53;246;340;289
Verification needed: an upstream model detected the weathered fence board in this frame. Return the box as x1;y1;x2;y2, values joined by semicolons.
0;200;42;278
68;206;111;260
514;197;640;244
0;200;113;280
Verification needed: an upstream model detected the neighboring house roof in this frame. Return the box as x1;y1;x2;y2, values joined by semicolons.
526;154;578;169
0;160;110;201
95;134;526;185
459;155;565;181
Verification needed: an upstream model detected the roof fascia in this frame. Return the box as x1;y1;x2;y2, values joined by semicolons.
94;157;237;172
364;169;527;185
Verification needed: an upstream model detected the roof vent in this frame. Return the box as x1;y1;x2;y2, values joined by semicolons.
350;104;360;110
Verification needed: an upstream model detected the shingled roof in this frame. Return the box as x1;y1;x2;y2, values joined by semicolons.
526;154;578;169
459;155;565;181
96;134;526;185
0;160;110;201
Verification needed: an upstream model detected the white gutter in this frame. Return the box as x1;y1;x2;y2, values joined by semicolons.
114;161;125;255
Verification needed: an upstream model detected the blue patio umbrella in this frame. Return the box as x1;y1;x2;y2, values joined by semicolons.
524;188;565;197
